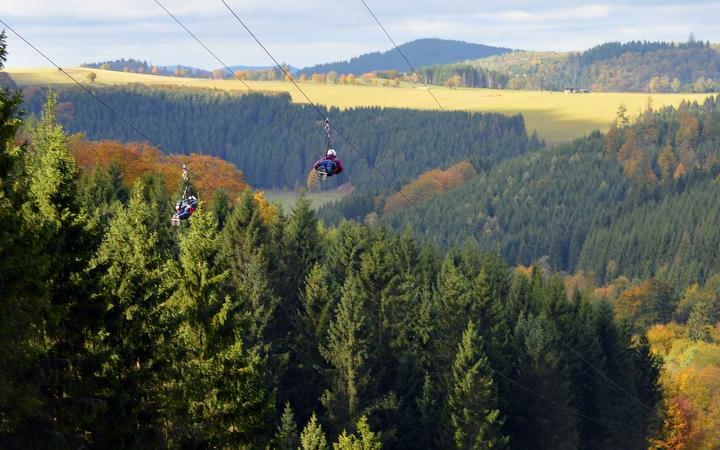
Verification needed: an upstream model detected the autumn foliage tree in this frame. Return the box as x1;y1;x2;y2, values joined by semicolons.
384;161;477;213
70;139;248;200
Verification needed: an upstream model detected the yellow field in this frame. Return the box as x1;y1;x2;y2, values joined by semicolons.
4;67;716;142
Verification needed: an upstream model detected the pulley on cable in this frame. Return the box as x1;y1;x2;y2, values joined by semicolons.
171;164;198;226
312;118;344;181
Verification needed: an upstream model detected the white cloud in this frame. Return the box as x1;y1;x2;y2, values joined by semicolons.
2;0;720;68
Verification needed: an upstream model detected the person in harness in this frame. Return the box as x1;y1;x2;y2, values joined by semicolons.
175;195;198;220
171;165;198;226
314;148;343;180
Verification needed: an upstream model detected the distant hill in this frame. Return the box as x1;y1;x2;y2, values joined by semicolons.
428;40;720;93
224;65;300;75
158;64;211;77
82;58;212;78
299;38;512;75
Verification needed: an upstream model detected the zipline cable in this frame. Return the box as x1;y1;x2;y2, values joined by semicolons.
153;0;291;124
489;367;640;437
0;19;207;188
359;0;445;112
216;0;420;208
559;339;654;411
358;0;658;423
219;0;653;436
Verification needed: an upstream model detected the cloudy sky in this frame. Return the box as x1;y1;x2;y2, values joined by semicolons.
1;0;719;69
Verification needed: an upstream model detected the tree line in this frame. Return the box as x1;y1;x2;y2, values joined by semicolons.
1;46;661;449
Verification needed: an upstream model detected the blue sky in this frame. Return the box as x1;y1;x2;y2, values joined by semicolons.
1;0;719;69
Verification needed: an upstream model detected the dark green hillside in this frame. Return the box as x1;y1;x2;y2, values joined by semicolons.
348;96;720;288
300;38;511;76
22;86;539;190
384;133;629;269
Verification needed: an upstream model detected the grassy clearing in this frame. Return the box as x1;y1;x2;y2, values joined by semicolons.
5;67;716;143
263;189;348;211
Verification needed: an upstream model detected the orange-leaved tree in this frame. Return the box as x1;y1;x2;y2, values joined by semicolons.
383;161;477;214
70;139;248;201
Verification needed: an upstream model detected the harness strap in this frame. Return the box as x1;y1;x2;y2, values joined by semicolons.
325;118;332;152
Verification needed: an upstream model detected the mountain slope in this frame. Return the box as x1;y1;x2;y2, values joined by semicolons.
325;97;720;288
300;38;511;75
424;40;720;92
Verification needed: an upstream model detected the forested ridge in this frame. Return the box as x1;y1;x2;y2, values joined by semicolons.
21;85;540;192
349;95;720;291
425;40;720;92
299;39;511;78
0;41;666;448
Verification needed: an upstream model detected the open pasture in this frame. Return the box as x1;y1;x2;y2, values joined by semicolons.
5;67;715;142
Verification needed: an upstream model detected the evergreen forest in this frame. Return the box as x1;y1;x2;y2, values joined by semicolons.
0;37;668;449
334;96;720;290
21;85;540;192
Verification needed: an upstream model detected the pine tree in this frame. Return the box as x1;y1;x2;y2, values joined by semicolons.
24;93;104;445
301;413;328;450
434;256;475;371
220;188;278;348
168;209;273;447
275;402;299;450
0;32;55;444
321;275;370;433
292;263;338;418
333;416;382;450
447;321;507;450
87;180;174;447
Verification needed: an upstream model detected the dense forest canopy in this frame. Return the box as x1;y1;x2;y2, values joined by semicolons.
21;85;540;191
0;99;663;449
330;95;720;291
299;38;511;77
429;40;720;93
0;33;673;448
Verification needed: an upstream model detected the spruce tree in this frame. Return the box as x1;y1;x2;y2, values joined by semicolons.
321;275;370;433
0;33;53;444
210;188;230;230
687;302;712;341
277;198;323;412
301;412;328;450
88;180;174;447
333;416;382;450
220;188;278;348
434;256;475;371
168;208;273;447
25;93;103;445
292;263;338;418
282;196;321;302
275;402;299;450
447;321;507;450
